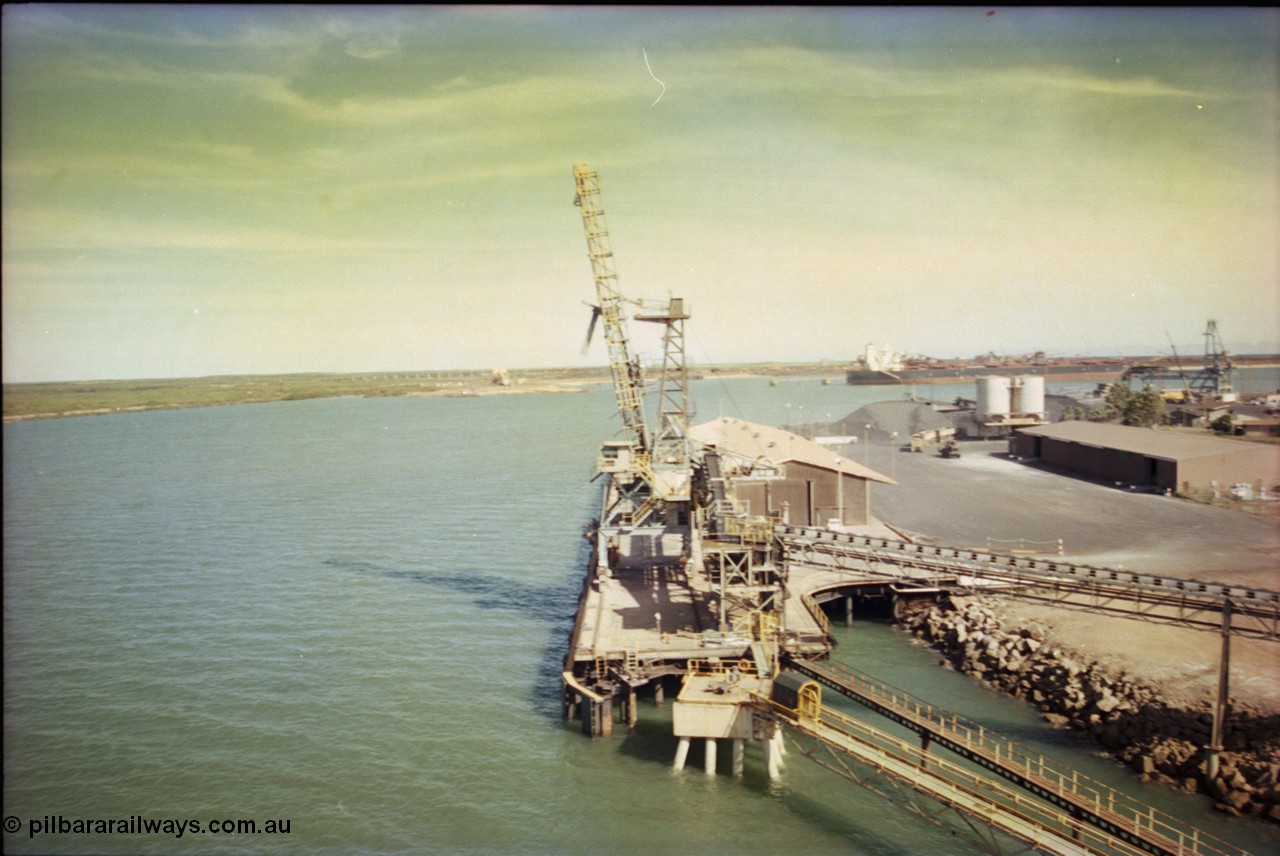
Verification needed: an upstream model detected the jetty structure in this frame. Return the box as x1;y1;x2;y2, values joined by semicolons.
561;163;1276;856
847;343;1129;385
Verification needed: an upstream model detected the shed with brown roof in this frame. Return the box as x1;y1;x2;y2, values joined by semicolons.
688;417;895;527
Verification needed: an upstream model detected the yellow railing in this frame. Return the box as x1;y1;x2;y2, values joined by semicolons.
627;494;660;526
800;591;831;639
752;695;1162;856
632;451;653;482
686;658;755;676
723;514;776;545
794;661;1248;856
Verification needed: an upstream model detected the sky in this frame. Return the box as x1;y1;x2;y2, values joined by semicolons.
3;6;1278;383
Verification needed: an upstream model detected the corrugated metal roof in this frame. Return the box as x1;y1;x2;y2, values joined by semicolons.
1017;421;1263;462
688;417;896;484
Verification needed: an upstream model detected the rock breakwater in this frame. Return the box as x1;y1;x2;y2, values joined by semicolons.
903;598;1280;822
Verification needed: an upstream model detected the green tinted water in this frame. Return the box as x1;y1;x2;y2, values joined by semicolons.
3;380;1275;854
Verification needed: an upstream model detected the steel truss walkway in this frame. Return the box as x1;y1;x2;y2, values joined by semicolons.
755;693;1156;856
776;526;1280;641
785;659;1245;856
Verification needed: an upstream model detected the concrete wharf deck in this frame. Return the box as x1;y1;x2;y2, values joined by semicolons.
565;526;781;684
570;561;729;664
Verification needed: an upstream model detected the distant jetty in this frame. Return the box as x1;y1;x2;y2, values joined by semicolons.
847;361;1126;385
847;353;1280;386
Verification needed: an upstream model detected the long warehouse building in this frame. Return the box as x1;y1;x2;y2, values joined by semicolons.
1011;421;1280;494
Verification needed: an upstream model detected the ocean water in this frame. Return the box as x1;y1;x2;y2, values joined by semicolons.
4;379;1277;855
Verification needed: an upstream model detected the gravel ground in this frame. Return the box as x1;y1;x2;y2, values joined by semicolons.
864;439;1280;711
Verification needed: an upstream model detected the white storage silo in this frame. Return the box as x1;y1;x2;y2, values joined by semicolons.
1014;375;1046;418
977;376;1011;421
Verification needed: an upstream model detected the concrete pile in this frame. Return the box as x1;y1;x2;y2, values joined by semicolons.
903;598;1280;822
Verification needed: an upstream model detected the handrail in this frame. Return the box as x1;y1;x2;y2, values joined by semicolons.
722;515;776;545
776;525;1280;641
800;590;831;639
790;659;1248;856
686;658;755;676
751;694;1151;856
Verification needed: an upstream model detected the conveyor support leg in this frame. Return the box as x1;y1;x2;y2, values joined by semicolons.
673;737;690;772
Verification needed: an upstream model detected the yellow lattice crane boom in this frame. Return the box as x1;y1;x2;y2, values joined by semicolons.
573;163;650;457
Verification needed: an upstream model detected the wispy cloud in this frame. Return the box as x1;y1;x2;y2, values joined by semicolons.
3;7;1275;381
7;205;413;257
679;44;1207;102
1018;67;1201;99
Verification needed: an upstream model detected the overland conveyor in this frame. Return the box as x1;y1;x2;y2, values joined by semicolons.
775;526;1280;642
786;658;1247;856
752;693;1151;856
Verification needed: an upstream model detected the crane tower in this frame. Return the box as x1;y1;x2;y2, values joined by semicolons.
573;163;691;522
1200;319;1234;398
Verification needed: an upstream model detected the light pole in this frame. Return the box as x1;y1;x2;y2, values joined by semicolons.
890;432;898;480
836;456;844;524
864;424;871;465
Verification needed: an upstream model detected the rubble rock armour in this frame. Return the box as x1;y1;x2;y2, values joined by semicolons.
904;599;1280;822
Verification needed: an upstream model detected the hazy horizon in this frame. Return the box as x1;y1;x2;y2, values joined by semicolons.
9;346;1280;389
4;7;1278;384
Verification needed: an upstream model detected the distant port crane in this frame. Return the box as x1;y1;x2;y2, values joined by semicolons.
1124;320;1235;399
1199;319;1234;397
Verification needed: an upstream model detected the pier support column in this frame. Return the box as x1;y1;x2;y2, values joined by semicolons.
582;697;614;738
653;680;664;708
705;738;718;775
600;697;614;738
626;688;638;729
732;739;744;778
1206;599;1233;780
844;596;854;628
673;737;690;772
763;730;781;781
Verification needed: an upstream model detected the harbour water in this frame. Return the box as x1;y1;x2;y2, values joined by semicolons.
4;376;1278;854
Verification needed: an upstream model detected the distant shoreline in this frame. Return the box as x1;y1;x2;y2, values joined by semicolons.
0;363;830;423
5;358;1277;423
1;374;606;423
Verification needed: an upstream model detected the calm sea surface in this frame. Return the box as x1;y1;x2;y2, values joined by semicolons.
4;375;1278;854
